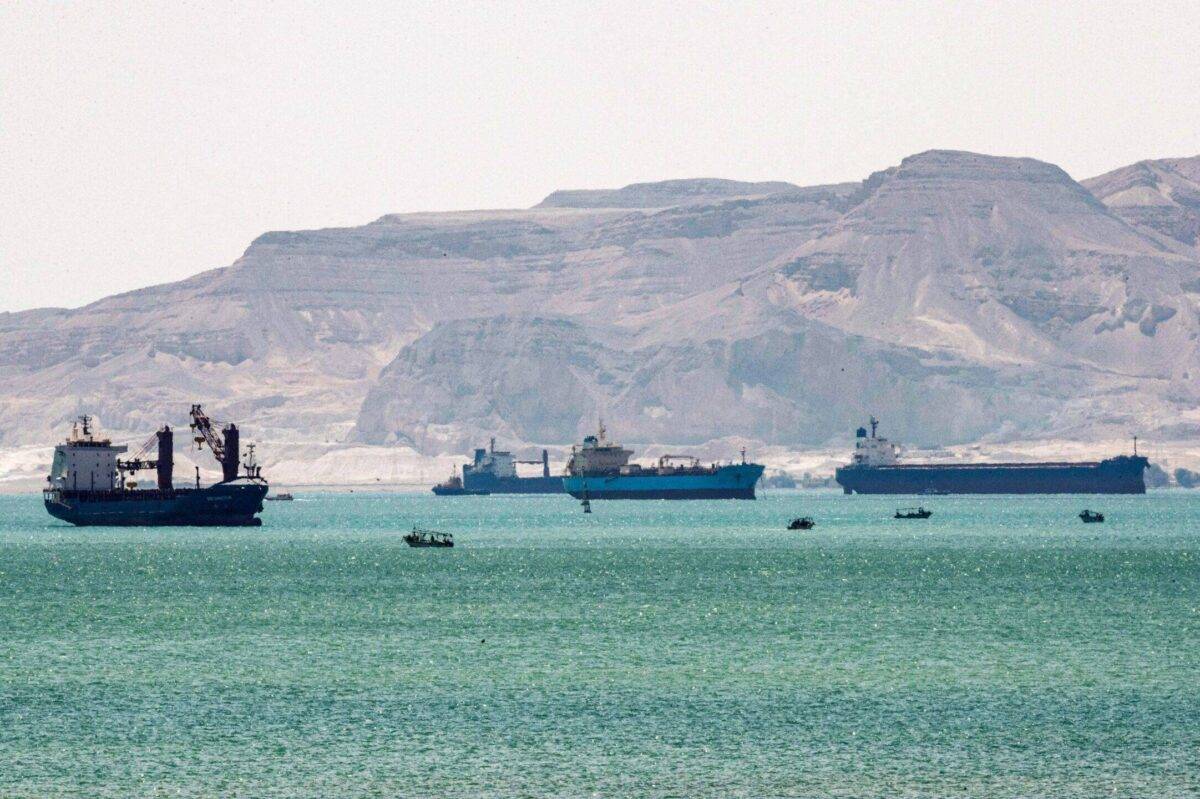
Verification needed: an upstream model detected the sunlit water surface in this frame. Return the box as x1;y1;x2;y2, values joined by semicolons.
1;491;1197;797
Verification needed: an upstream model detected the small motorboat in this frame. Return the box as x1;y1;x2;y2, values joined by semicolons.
404;527;454;547
1079;509;1105;523
895;506;933;519
266;492;294;501
788;517;815;530
431;472;489;496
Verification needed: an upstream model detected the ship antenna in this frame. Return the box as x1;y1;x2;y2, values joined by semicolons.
870;416;878;438
1133;435;1138;456
598;418;606;442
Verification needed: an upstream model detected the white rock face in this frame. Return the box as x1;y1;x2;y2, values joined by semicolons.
1082;156;1200;256
737;151;1200;444
357;152;1200;451
2;151;1198;482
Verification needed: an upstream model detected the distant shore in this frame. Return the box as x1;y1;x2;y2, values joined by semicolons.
5;437;1197;495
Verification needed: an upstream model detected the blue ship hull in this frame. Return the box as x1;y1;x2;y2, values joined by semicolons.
835;455;1148;495
44;480;269;526
461;473;564;494
564;463;764;500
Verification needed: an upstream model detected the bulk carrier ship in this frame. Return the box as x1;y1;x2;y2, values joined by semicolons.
459;439;563;494
43;405;268;526
562;424;764;499
834;418;1149;495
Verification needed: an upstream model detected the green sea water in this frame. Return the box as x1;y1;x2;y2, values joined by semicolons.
1;491;1197;797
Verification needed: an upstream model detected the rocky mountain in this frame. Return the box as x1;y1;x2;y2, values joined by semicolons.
1083;156;1200;255
537;178;805;209
360;151;1200;452
3;150;1199;472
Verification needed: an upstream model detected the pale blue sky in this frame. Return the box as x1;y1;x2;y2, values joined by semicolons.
2;1;1198;312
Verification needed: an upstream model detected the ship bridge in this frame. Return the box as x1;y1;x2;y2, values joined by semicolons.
852;417;899;467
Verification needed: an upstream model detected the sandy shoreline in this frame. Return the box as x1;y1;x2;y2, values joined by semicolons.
5;437;1198;495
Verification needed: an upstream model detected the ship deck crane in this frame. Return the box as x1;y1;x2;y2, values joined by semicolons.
189;404;226;462
189;404;242;482
117;431;159;475
485;437;551;477
116;426;175;491
514;453;551;476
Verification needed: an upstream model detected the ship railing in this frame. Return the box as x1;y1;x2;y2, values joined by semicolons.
658;454;701;468
50;487;184;501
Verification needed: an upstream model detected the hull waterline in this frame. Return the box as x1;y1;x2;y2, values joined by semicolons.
44;481;269;526
835;456;1149;495
564;464;764;500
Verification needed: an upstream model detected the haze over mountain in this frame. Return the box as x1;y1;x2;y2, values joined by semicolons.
2;150;1198;481
1083;156;1200;256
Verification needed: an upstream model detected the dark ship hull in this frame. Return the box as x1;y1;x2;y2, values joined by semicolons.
44;480;269;526
458;442;565;494
461;473;563;494
835;456;1148;495
431;485;489;496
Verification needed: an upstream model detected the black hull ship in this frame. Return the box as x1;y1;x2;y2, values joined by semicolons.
835;418;1148;495
43;406;268;526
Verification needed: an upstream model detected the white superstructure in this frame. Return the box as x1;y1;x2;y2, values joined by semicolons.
566;423;634;475
850;417;899;466
47;416;127;492
469;438;518;478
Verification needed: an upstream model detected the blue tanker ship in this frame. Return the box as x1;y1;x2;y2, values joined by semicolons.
43;407;268;526
562;425;764;500
835;418;1148;495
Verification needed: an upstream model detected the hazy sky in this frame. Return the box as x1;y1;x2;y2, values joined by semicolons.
2;1;1198;313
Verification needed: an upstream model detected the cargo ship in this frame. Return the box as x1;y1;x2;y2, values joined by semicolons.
458;439;563;494
562;424;764;499
834;418;1149;495
43;405;269;526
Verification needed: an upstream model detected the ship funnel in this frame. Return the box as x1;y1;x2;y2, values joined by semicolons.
221;423;240;482
157;425;174;491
